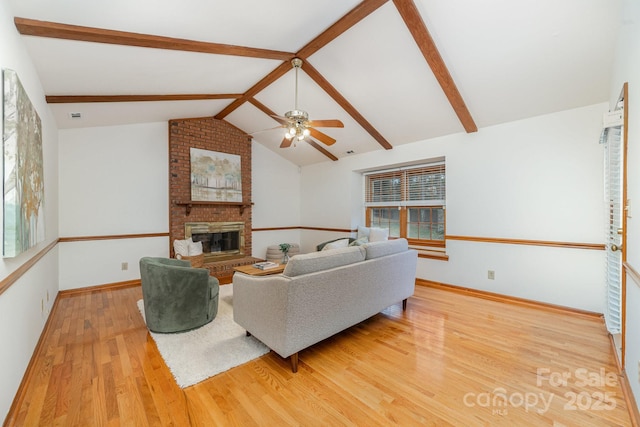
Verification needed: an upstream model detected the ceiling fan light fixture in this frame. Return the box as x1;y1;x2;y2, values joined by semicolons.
271;57;343;150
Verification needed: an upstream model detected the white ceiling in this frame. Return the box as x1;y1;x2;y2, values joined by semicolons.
8;0;622;166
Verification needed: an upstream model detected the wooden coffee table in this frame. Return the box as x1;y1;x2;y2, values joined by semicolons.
233;263;285;276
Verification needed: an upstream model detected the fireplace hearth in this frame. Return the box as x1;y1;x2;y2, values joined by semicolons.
185;221;244;262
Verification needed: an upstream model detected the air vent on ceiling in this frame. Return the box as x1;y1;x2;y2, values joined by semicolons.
69;112;82;119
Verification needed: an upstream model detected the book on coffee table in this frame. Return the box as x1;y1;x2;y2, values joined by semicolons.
252;261;280;270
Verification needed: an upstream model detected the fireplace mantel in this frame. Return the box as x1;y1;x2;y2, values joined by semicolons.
173;200;252;215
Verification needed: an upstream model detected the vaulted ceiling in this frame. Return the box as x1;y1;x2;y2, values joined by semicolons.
8;0;621;166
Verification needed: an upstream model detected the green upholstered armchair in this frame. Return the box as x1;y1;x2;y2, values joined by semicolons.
139;257;219;333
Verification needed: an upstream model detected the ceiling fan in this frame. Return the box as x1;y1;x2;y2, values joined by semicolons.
271;58;344;148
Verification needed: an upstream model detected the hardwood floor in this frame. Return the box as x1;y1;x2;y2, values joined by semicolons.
6;283;634;426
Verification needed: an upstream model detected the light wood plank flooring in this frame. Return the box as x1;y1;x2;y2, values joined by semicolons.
6;283;634;426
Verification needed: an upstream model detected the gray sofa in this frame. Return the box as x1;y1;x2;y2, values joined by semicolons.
233;238;417;372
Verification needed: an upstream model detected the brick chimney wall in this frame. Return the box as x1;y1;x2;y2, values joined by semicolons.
168;117;252;258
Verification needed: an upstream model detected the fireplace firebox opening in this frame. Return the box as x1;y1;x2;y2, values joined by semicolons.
184;222;244;262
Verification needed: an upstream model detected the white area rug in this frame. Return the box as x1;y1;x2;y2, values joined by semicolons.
137;284;269;388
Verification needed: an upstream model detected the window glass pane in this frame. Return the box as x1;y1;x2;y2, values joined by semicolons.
407;222;419;239
389;220;400;238
434;208;444;223
420;208;431;222
371;207;399;237
434;224;445;240
418;223;430;240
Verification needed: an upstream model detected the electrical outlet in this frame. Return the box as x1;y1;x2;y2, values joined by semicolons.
488;270;495;280
121;262;128;271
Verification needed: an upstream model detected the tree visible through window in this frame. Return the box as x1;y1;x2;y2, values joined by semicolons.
365;162;445;247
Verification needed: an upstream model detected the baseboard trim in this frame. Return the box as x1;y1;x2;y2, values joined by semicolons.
58;279;141;298
607;334;640;427
416;279;603;320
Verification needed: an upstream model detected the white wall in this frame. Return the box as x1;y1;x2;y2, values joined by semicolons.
57;126;303;286
58;123;169;289
301;103;607;312
611;0;640;408
0;0;60;420
251;141;302;257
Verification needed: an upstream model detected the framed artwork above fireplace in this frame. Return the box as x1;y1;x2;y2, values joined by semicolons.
190;148;242;202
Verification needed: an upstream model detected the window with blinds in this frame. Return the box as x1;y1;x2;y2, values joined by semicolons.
364;162;445;246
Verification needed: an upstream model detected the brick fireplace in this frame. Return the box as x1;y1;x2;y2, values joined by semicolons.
169;117;258;281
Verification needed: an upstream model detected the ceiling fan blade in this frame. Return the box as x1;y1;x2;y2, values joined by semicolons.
271;115;290;126
280;137;293;148
308;119;344;128
309;127;337;146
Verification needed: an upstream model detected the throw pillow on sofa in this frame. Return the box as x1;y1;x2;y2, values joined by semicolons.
369;227;389;242
349;236;369;246
357;226;370;240
357;226;389;242
322;238;350;251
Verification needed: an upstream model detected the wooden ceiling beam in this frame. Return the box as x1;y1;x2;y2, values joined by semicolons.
247;97;278;119
214;61;292;120
297;0;389;59
14;17;293;60
392;0;477;133
217;0;389;121
302;61;393;150
248;98;339;162
46;94;241;103
307;140;339;161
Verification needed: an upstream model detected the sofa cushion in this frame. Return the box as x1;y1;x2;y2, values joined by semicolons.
283;246;366;277
363;238;409;260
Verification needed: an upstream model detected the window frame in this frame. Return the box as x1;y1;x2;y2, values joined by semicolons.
364;161;446;248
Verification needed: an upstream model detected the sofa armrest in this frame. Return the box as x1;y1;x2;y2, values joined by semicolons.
232;273;291;356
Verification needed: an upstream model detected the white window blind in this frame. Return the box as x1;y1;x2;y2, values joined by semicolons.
365;163;445;207
603;125;622;335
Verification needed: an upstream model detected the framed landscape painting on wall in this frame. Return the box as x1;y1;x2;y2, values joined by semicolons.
2;68;45;257
190;148;242;202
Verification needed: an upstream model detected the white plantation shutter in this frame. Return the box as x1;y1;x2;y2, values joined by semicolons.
603;125;623;334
